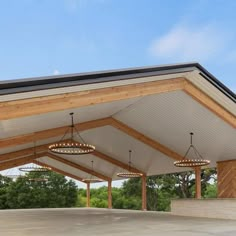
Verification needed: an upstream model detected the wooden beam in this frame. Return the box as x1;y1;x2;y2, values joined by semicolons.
86;183;91;207
0;153;46;171
111;118;183;161
0;117;112;149
92;149;145;175
0;78;185;120
184;81;236;128
0;140;144;177
33;160;84;182
47;152;111;181
142;175;147;211
108;180;112;209
195;167;201;199
0;141;69;162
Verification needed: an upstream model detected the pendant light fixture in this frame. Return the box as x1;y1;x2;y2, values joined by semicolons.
19;142;51;173
117;150;143;178
48;113;95;155
82;160;103;183
174;132;210;167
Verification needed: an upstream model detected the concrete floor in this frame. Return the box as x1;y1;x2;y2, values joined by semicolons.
1;208;236;236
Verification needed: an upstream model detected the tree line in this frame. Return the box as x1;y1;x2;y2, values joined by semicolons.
0;168;217;211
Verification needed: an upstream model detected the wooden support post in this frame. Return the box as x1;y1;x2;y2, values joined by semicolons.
195;167;201;199
108;180;112;209
86;183;90;208
142;175;147;211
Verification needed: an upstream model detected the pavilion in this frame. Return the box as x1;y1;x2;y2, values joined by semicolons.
0;62;235;212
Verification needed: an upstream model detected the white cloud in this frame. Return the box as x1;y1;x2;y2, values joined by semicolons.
53;69;60;75
149;25;228;62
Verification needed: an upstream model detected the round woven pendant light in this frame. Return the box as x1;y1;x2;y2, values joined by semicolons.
117;150;143;178
174;133;210;167
48;113;95;155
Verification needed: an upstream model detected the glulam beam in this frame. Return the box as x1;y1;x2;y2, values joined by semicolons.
0;117;112;149
184;81;236;128
0;153;46;171
0;141;69;162
47;152;111;182
0;78;185;120
111;118;183;161
33;159;84;182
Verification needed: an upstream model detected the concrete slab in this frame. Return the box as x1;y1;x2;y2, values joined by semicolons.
0;208;236;236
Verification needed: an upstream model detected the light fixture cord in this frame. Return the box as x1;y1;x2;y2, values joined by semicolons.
128;150;132;172
91;160;94;179
190;132;193;146
71;113;74;140
71;113;86;144
34;141;36;158
183;132;203;160
183;133;193;159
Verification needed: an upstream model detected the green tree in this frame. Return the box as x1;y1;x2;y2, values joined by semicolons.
0;175;13;209
4;171;78;209
76;189;87;207
204;183;217;198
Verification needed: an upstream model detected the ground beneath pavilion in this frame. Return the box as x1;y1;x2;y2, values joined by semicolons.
1;208;236;236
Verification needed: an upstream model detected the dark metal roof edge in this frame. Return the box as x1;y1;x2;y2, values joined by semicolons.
193;63;236;102
0;62;198;87
0;62;235;103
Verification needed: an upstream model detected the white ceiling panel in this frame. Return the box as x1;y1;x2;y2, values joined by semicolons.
0;97;140;138
80;126;188;176
114;91;236;165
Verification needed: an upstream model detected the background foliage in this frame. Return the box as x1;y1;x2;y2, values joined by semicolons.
0;168;217;211
0;171;78;209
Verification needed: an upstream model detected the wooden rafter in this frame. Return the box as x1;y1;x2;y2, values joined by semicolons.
33;160;84;182
0;140;68;162
0;77;185;120
92;149;145;175
0;117;112;149
110;118;183;161
47;152;111;181
0;153;46;171
0;140;144;176
183;81;236;128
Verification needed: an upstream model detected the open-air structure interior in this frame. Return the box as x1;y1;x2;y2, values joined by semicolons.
0;62;235;219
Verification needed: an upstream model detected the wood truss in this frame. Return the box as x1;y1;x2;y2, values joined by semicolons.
0;137;144;180
46;152;111;181
183;81;236;128
33;159;84;182
0;77;235;128
0;117;112;149
0;77;185;120
0;153;45;171
110;118;183;161
0;76;235;193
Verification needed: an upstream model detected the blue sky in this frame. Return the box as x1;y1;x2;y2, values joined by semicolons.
0;0;235;92
0;1;235;188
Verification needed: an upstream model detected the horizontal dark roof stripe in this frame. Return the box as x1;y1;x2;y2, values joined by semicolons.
0;62;235;102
